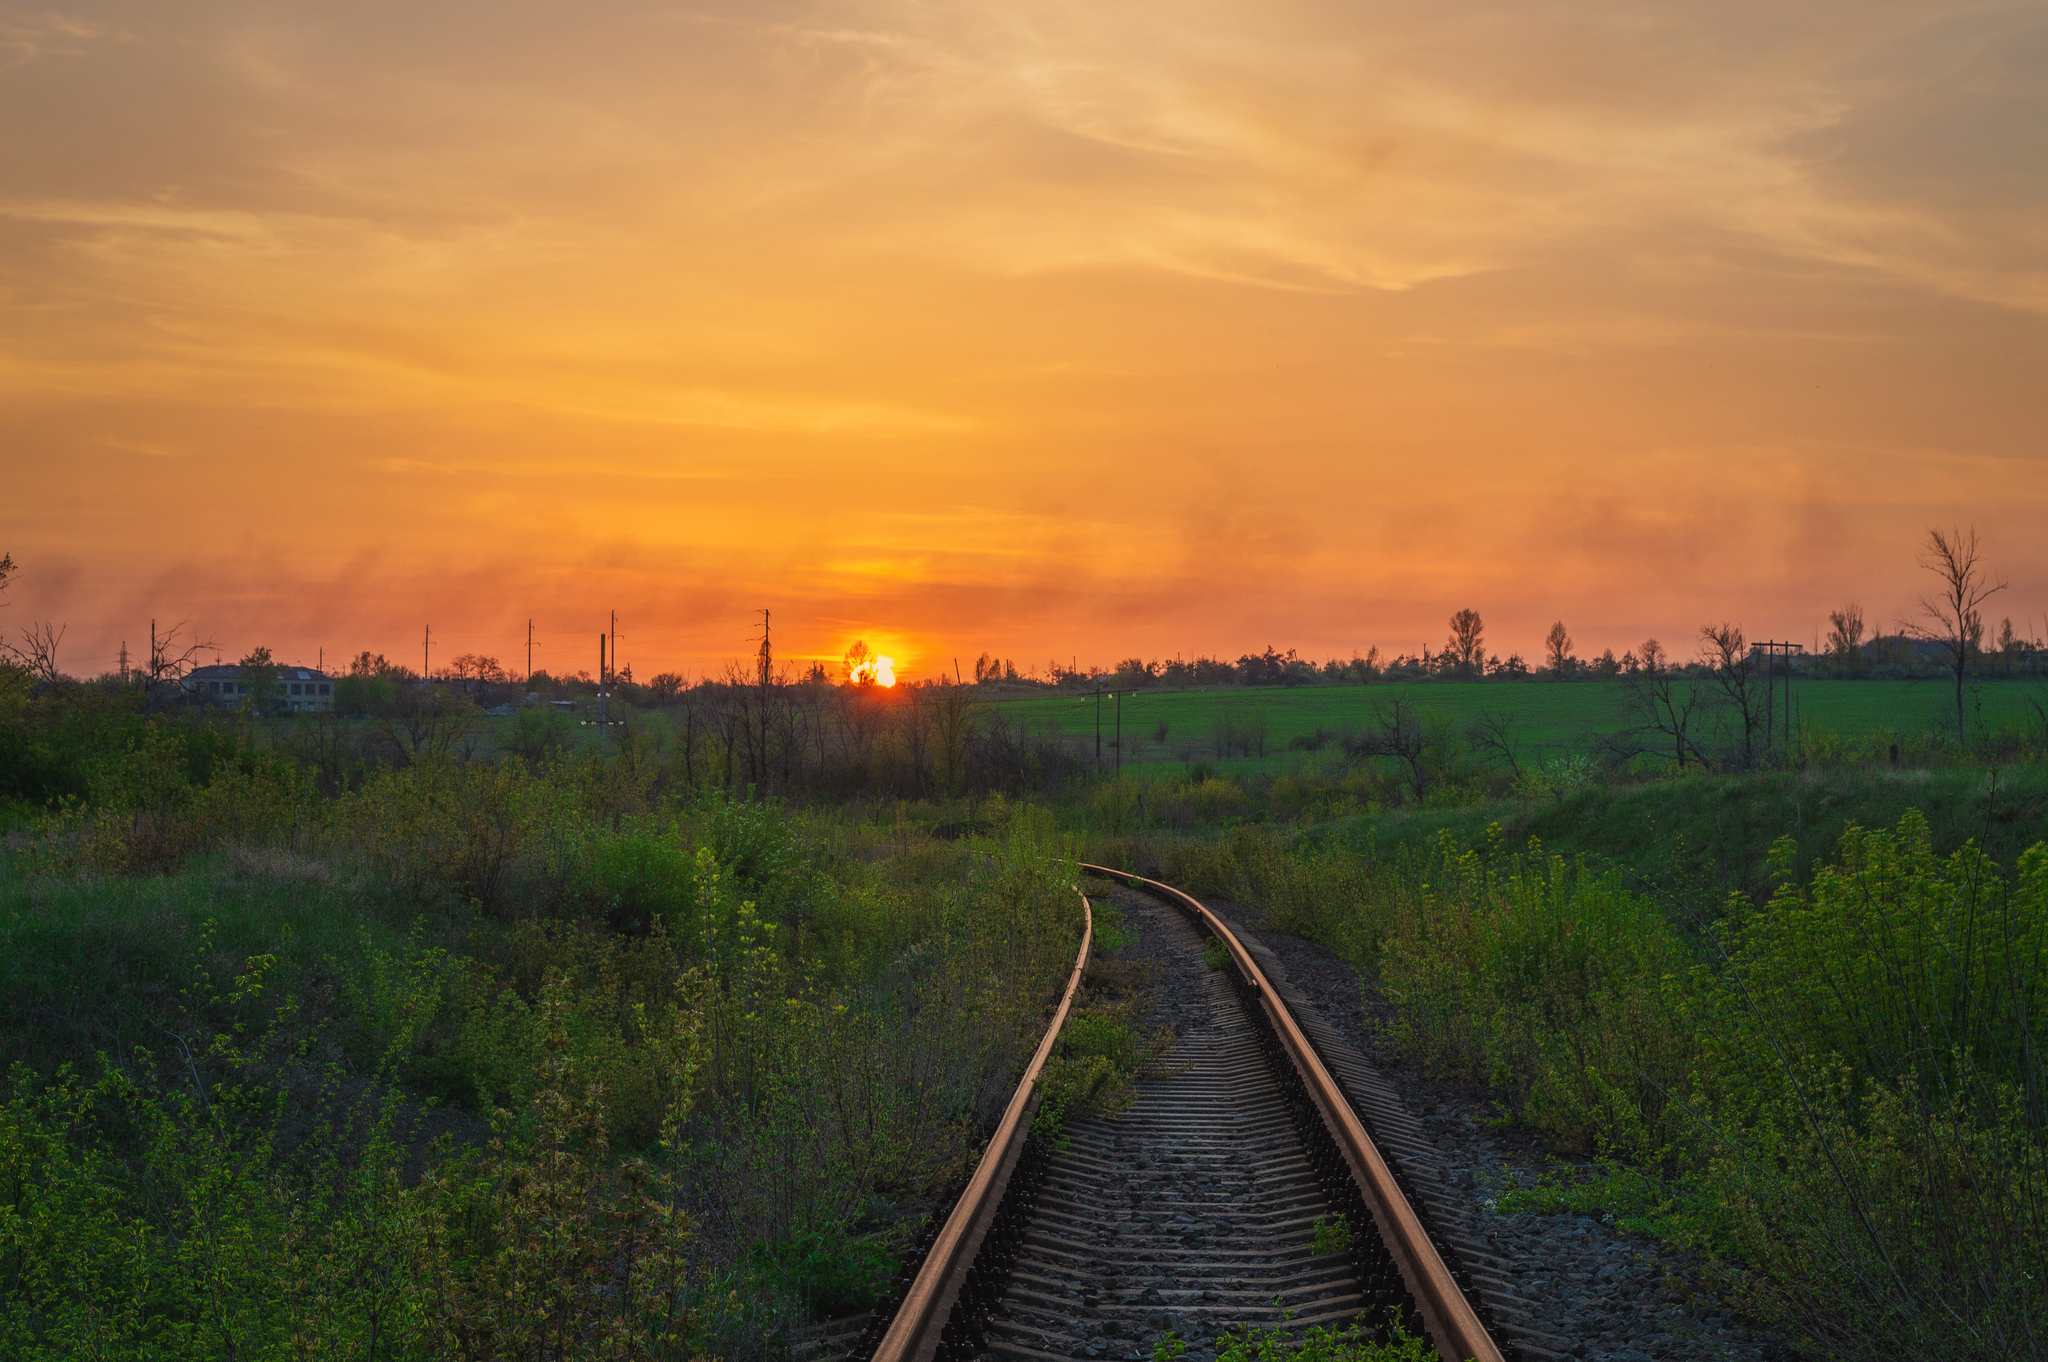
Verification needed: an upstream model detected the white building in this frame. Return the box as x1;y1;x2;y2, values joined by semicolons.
184;663;335;712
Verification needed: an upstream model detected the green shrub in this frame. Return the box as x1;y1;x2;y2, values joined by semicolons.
748;1230;897;1317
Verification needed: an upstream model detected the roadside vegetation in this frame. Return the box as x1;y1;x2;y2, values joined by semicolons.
1;660;1087;1359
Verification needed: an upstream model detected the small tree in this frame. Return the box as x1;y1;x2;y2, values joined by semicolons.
1826;603;1865;655
1700;622;1768;767
0;551;13;602
1619;637;1706;770
1447;609;1485;678
1465;708;1523;778
1544;621;1573;678
6;621;65;683
146;619;214;693
237;646;282;715
1905;526;2005;742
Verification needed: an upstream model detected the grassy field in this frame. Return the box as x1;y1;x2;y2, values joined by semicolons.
988;679;2046;776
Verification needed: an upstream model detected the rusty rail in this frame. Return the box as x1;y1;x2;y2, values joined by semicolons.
1080;864;1505;1362
867;888;1093;1362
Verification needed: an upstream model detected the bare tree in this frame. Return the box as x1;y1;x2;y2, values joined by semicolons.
1700;622;1769;768
1465;708;1523;778
6;621;65;683
1447;609;1485;678
1345;696;1440;802
1544;621;1573;678
1619;638;1707;770
1826;603;1865;656
146;619;216;698
376;684;481;766
1906;526;2006;742
0;551;14;603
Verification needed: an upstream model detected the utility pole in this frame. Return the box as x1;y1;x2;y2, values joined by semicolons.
1078;684;1140;773
118;641;129;684
527;619;534;684
423;625;432;681
599;631;608;749
1751;641;1803;764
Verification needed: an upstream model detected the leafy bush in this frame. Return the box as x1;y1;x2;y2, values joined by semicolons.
1237;810;2047;1361
747;1230;897;1316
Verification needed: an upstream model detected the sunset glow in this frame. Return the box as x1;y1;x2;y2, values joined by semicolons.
3;1;2043;674
850;656;898;689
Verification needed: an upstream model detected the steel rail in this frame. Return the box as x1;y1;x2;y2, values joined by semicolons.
868;889;1093;1362
1080;864;1506;1362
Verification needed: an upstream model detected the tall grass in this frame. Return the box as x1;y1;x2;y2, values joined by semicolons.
1;760;1086;1356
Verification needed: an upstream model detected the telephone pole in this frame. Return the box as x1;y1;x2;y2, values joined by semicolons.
423;625;432;680
526;619;534;684
1751;641;1803;763
1078;684;1140;773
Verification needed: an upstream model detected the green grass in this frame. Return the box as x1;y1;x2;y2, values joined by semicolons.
991;679;2046;778
1311;763;2048;902
0;848;434;1074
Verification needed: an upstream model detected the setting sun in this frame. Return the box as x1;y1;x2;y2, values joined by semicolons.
850;655;897;688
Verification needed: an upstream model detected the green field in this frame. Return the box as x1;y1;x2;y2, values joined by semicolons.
988;679;2045;776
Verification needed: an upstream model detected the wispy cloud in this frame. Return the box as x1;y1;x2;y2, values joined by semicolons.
1;0;2042;672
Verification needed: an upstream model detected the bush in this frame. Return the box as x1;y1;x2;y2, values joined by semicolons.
1232;809;2047;1361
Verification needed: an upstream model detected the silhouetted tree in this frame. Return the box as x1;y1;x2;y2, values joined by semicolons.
1827;603;1865;655
1906;526;2006;742
1619;637;1706;770
1699;623;1769;767
1544;621;1574;678
1447;609;1484;678
6;622;65;684
147;619;214;695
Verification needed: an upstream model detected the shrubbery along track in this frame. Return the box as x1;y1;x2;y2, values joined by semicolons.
843;868;1505;1362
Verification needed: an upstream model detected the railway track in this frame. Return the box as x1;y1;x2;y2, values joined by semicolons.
831;868;1509;1362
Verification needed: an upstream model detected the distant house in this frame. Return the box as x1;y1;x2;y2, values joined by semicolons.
1860;634;1954;667
184;663;336;712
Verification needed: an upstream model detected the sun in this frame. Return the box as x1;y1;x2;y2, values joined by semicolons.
851;654;896;687
843;639;896;687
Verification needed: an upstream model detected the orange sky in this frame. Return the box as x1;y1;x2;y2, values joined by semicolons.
4;0;2045;680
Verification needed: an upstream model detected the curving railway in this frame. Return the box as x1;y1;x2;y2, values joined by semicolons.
819;867;1518;1362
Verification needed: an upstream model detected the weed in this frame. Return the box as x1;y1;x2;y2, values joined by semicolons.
1309;1212;1353;1256
1154;1310;1437;1361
